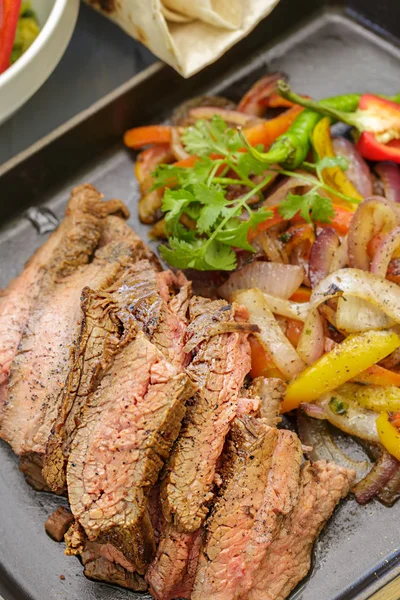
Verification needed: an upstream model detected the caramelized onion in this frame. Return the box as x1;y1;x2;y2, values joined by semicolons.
310;268;400;324
348;196;400;270
264;173;324;207
375;162;400;204
336;296;395;332
330;235;349;272
309;228;340;288
377;466;400;506
354;450;400;504
297;308;324;365
316;393;380;443
262;293;310;321
332;137;373;198
218;262;304;301
297;411;371;484
170;127;190;161
237;72;284;116
370;226;400;278
232;288;305;379
188;106;261;126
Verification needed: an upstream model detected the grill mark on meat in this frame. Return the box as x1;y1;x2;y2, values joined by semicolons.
67;330;195;573
247;461;355;600
0;185;127;414
147;524;202;600
191;417;278;600
161;297;251;533
1;241;135;458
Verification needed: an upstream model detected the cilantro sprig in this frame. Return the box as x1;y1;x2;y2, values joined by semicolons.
151;116;358;271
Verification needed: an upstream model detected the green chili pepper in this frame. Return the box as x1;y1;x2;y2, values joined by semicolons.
243;80;400;169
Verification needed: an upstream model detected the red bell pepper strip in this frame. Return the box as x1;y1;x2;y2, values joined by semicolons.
0;0;22;74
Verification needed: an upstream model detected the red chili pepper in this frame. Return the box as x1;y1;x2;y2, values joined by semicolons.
0;0;22;74
279;85;400;164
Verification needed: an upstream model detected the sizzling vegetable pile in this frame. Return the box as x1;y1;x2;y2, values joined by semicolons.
125;73;400;506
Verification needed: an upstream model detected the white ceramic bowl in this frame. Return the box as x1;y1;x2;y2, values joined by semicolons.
0;0;80;125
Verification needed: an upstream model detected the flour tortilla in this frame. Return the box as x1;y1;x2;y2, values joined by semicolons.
85;0;281;78
162;0;243;29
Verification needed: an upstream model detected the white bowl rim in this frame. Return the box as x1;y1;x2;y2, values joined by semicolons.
0;0;69;86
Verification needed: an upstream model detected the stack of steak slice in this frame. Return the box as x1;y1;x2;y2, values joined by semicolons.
147;297;257;600
0;183;356;599
0;185;127;412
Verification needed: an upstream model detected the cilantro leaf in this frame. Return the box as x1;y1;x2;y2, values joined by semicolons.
159;237;236;271
152;157;215;190
182;116;241;157
216;209;273;251
193;183;228;234
278;191;334;224
312;155;349;182
235;152;271;178
162;188;196;236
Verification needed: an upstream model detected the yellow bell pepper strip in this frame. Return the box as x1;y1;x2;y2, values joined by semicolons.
282;330;400;412
312;117;363;207
376;411;400;461
336;383;400;413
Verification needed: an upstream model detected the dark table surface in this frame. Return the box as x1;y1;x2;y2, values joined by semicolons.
0;3;156;167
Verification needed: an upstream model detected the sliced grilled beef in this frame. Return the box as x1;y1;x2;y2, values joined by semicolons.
43;261;190;493
65;522;147;591
247;461;355;600
82;543;148;591
161;297;252;533
191;416;278;600
67;330;195;574
249;377;286;426
146;524;202;600
236;429;302;598
45;507;74;542
1;240;135;459
0;185;127;413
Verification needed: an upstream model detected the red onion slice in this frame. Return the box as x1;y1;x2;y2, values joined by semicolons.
332;136;373;198
263;172;323;208
237;72;284;116
330;235;349;272
308;228;340;288
188;106;262;126
218;261;304;301
348;196;400;270
354;450;400;504
299;403;326;420
170;127;190;161
297;308;324;365
370;226;400;278
375;162;400;204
